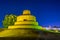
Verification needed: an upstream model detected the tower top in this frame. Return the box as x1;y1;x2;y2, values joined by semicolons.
23;10;31;15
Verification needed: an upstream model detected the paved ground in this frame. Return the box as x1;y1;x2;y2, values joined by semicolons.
0;29;60;40
0;37;59;40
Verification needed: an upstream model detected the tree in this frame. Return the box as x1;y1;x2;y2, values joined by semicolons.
2;14;17;28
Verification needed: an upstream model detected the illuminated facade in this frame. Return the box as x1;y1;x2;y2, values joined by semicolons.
8;10;41;29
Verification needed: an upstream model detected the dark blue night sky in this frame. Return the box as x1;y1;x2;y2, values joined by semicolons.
0;0;60;27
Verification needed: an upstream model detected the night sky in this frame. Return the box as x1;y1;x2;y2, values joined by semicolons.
0;0;60;28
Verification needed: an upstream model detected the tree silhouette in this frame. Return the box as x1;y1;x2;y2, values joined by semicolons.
2;14;17;28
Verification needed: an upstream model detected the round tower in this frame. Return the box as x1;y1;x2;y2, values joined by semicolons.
8;10;41;30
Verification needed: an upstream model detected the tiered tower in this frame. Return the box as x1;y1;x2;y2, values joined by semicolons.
8;10;41;30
